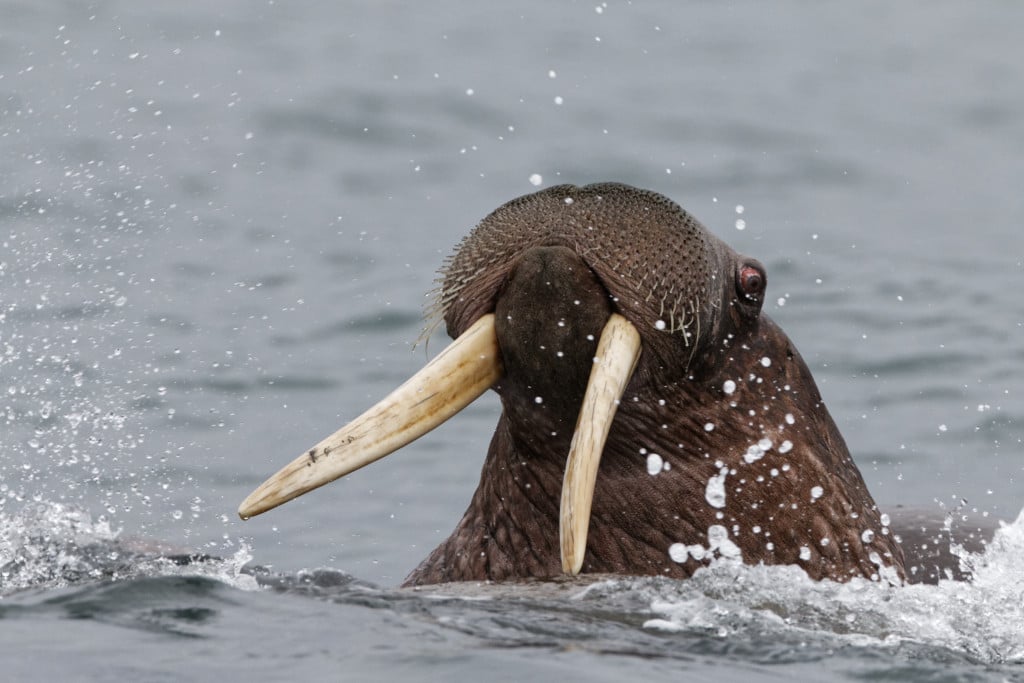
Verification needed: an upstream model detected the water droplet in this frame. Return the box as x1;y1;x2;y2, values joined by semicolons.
668;543;688;562
705;468;728;508
708;525;742;559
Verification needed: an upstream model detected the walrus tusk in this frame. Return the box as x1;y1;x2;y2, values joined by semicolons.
238;314;502;519
560;313;642;575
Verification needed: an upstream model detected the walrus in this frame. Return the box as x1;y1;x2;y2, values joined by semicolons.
239;183;983;586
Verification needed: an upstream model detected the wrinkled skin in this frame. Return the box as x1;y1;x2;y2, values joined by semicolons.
405;183;905;586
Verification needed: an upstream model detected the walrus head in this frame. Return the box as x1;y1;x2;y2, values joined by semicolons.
240;183;905;585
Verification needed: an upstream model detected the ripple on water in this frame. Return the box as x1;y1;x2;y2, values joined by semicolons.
2;502;1023;678
642;509;1024;665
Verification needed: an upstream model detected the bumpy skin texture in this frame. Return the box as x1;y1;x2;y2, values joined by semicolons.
404;183;905;586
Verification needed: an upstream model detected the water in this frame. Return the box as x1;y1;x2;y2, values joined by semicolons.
2;0;1023;680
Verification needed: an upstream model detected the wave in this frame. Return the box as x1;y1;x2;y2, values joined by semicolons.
2;501;1022;671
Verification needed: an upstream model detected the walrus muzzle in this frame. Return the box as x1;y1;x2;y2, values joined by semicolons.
238;312;642;576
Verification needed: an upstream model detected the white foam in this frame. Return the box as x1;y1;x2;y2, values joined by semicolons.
643;509;1024;665
0;501;259;595
705;467;728;508
707;524;742;560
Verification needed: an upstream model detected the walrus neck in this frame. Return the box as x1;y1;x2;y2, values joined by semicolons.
402;307;907;586
679;314;908;581
402;416;564;586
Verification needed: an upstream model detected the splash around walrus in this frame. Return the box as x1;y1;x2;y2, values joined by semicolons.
239;183;905;586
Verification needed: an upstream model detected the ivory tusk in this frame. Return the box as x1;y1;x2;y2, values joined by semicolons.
238;314;502;519
559;313;642;575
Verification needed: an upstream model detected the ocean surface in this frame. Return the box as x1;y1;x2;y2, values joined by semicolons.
2;1;1023;680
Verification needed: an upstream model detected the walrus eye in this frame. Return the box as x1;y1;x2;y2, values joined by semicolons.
737;263;766;302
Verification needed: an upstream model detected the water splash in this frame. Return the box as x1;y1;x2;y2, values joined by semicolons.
3;499;1022;668
641;508;1024;664
0;501;257;595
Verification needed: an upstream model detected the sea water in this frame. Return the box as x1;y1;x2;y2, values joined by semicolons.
2;1;1022;680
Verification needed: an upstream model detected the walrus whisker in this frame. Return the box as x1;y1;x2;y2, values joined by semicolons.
676;300;690;337
687;295;702;367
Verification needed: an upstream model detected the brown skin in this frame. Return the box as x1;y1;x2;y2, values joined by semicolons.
404;183;905;586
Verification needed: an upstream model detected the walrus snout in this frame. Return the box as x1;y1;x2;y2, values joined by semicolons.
494;246;613;422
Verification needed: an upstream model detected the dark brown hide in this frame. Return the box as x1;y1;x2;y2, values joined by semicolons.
404;184;905;586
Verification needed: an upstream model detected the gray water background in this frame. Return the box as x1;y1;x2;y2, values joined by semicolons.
2;1;1023;680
